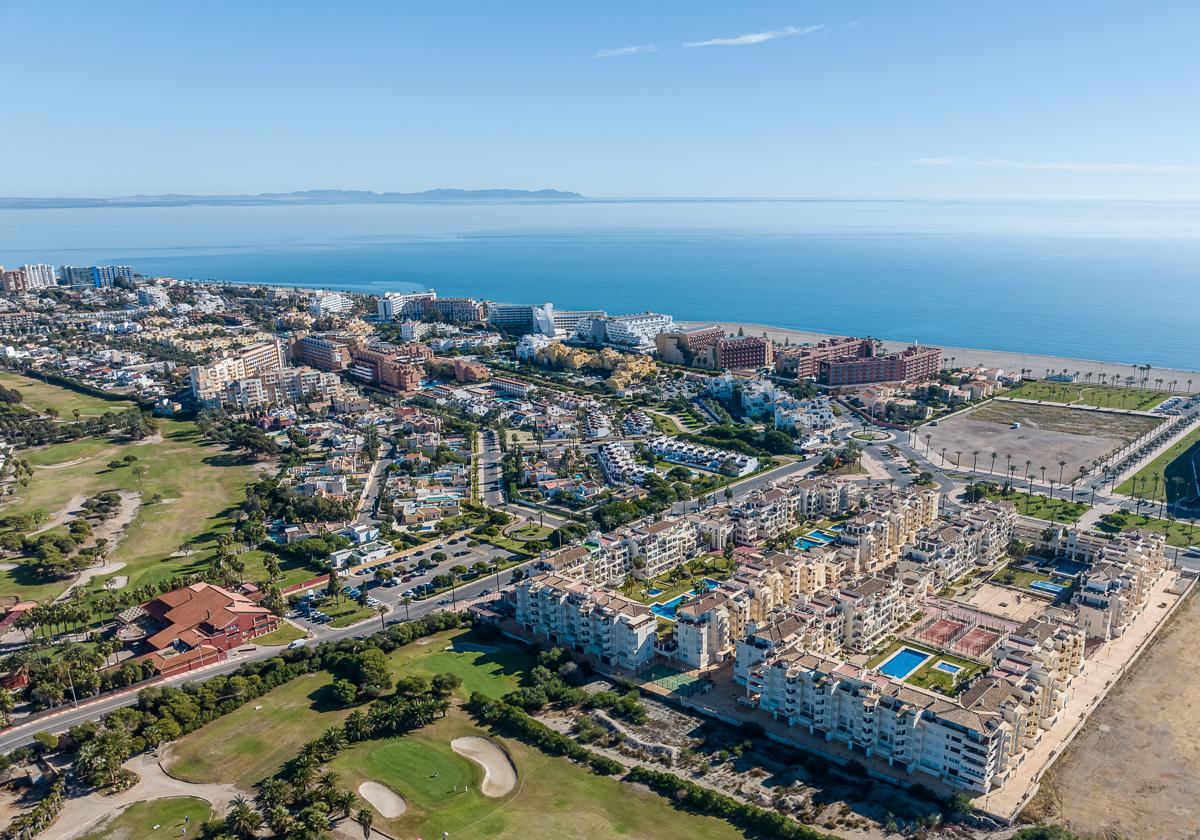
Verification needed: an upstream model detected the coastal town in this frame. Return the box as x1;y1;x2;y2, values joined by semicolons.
0;263;1196;840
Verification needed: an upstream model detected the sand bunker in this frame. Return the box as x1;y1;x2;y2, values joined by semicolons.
451;737;517;797
358;781;406;817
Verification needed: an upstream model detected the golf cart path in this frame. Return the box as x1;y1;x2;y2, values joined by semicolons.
43;753;241;840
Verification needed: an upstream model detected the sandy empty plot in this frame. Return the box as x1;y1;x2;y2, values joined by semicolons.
358;781;406;817
1024;591;1200;838
451;736;517;797
925;403;1151;478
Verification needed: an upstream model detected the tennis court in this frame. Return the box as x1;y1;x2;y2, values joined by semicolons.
642;663;705;696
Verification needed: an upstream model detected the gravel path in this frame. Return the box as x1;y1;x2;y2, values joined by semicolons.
43;753;242;840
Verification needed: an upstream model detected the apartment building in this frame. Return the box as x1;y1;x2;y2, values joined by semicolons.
649;436;758;477
92;265;135;288
346;344;424;392
774;336;876;379
587;312;674;349
617;517;702;579
655;325;725;366
597;441;656;485
513;573;658;670
673;589;749;669
730;487;794;545
309;291;355;316
292;335;351;371
222;366;341;409
715;335;774;370
137;286;171;308
759;650;1012;792
189;338;286;404
902;501;1016;586
486;301;556;335
377;290;437;321
836;575;908;652
774;397;838;433
451;358;490;383
822;345;943;387
1075;554;1165;640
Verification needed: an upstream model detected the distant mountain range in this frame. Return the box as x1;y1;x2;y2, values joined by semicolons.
0;188;586;209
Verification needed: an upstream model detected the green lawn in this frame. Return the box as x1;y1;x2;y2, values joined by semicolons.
1096;510;1200;548
167;671;351;788
1004;381;1172;411
253;622;307;646
0;417;261;602
1117;424;1200;504
992;563;1056;590
166;629;530;787
333;711;746;840
76;796;212;840
0;372;136;418
980;488;1089;523
867;640;983;694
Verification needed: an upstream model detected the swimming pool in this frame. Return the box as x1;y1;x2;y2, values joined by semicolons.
795;537;824;550
877;647;931;679
1030;580;1067;596
650;593;693;620
645;588;664;597
933;661;962;675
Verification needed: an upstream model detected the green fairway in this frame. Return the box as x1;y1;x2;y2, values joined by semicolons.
1004;381;1171;411
0;417;260;602
76;796;212;840
166;671;351;788
333;711;746;840
166;629;530;787
1117;424;1200;505
0;372;136;418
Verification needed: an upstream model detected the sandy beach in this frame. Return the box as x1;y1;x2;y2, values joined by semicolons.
683;321;1200;391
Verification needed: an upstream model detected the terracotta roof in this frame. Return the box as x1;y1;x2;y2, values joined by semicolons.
143;583;271;650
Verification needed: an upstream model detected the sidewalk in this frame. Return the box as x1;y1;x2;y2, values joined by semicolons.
973;571;1193;821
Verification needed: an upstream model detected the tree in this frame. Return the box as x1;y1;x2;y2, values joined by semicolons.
356;806;375;837
350;648;393;697
225;795;263;840
332;678;359;706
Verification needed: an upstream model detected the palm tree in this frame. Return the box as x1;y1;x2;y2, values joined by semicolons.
357;807;375;837
990;451;999;474
225;796;263;840
971;450;980;472
1057;459;1067;485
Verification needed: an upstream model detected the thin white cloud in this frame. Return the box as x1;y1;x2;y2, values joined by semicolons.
592;44;657;59
915;156;1200;175
684;24;824;48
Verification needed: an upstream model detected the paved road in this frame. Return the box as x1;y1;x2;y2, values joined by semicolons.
0;562;529;754
354;456;391;525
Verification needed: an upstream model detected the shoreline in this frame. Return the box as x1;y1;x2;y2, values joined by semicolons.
683;320;1200;388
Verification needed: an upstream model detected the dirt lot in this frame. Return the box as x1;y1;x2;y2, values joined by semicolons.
926;403;1160;478
1022;588;1200;839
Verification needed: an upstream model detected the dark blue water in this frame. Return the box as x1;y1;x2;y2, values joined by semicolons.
2;199;1197;368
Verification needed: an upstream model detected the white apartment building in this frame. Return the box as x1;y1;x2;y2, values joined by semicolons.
137;286;170;308
759;650;1013;792
597;312;675;349
20;264;57;289
597;441;656;485
649;436;758;477
673;589;748;669
378;290;437;321
222;366;341;409
514;573;658;670
309;291;355;316
617;517;702;579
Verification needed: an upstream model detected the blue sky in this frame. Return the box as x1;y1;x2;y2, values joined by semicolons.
3;1;1198;199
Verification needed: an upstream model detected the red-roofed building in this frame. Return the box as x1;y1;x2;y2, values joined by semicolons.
141;582;278;654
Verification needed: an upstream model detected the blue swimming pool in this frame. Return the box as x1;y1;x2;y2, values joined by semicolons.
795;537;824;550
878;647;931;679
1030;580;1067;596
645;588;664;597
650;593;692;620
934;661;962;675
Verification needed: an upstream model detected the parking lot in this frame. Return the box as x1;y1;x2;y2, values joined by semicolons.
290;536;518;629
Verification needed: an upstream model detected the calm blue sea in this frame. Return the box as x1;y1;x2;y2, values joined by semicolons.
1;199;1197;368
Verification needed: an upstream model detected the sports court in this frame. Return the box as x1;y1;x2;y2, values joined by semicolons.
642;663;705;696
